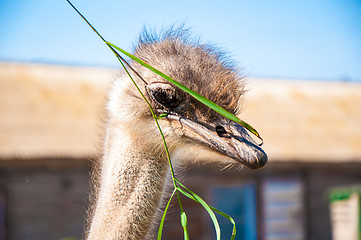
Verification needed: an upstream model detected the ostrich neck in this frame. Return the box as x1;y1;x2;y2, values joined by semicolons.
87;125;168;240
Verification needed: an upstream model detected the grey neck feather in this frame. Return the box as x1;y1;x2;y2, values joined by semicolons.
87;125;169;240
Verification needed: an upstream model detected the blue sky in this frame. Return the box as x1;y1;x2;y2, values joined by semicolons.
0;0;360;81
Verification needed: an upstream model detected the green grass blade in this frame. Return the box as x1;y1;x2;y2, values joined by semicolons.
157;189;177;240
210;206;236;240
175;179;222;240
157;113;168;119
176;187;221;240
176;179;237;240
106;41;263;145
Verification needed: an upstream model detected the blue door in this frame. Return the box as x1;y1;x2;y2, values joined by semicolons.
212;182;257;240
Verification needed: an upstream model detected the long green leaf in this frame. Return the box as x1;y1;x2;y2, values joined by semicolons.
176;187;221;240
175;179;236;240
157;189;177;240
210;207;236;240
106;41;263;145
175;179;223;240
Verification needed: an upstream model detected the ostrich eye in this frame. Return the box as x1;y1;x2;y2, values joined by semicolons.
146;83;181;108
153;89;180;108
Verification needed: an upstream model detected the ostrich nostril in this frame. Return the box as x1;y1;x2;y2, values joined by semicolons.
216;125;229;138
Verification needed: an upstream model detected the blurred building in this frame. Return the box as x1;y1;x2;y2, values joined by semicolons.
0;62;360;240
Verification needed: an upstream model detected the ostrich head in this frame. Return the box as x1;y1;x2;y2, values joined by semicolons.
107;27;267;169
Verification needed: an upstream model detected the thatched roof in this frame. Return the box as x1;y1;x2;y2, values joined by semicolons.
0;62;117;160
1;62;360;162
243;79;361;162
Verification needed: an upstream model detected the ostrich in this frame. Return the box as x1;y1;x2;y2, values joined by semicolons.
86;28;267;240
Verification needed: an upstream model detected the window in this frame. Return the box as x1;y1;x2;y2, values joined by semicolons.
261;178;305;240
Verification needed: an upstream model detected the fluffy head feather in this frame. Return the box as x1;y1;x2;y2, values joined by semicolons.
133;26;245;118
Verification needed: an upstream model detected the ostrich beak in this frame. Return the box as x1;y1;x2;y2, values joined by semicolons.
177;117;268;169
